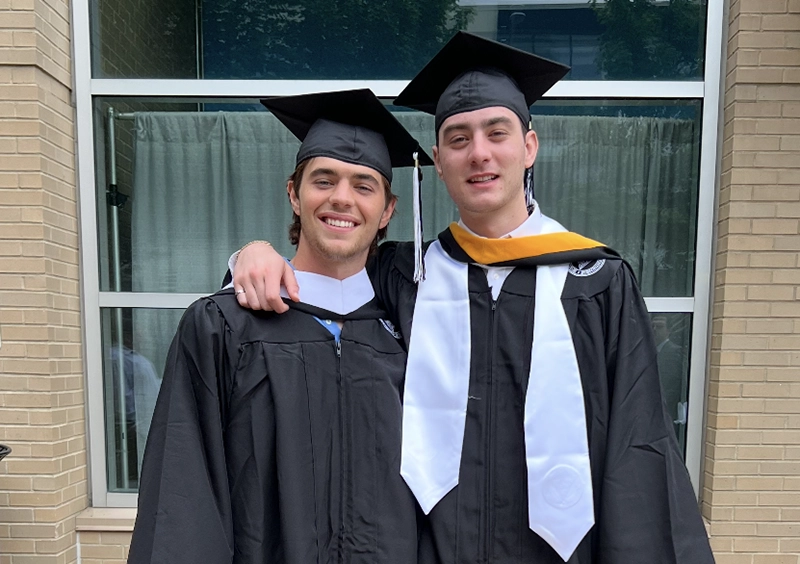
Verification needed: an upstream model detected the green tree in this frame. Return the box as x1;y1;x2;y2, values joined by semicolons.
590;0;705;79
203;0;473;79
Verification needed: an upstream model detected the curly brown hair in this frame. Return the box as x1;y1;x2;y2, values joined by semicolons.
287;159;397;255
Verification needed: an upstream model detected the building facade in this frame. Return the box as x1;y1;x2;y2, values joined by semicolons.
0;0;798;562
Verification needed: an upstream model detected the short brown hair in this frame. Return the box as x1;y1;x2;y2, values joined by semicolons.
287;159;397;255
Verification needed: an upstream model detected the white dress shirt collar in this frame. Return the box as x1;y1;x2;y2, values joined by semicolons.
457;201;545;241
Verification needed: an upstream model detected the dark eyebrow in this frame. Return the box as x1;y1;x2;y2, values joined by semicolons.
352;172;380;184
440;122;470;139
307;167;337;177
483;116;515;128
308;167;380;185
441;115;515;139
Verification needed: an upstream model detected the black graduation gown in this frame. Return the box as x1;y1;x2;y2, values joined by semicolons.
367;232;715;564
128;289;418;564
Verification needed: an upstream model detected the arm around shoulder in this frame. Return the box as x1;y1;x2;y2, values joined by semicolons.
231;241;298;313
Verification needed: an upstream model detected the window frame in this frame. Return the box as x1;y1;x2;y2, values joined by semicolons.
72;0;726;507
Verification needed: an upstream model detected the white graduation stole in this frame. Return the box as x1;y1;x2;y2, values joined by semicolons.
400;215;594;562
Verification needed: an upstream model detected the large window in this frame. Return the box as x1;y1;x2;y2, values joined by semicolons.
74;0;721;504
91;0;707;80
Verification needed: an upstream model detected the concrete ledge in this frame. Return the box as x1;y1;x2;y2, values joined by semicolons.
76;507;137;532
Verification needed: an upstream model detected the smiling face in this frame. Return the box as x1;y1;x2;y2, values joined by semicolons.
433;106;538;237
288;156;396;279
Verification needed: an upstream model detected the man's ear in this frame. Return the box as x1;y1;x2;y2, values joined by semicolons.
379;196;398;230
524;130;539;168
432;145;444;179
287;181;300;215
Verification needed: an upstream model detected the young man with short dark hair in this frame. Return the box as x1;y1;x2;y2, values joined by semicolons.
228;34;715;564
128;89;431;564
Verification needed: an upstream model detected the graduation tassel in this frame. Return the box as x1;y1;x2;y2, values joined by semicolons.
412;151;425;283
524;165;535;213
525;119;535;214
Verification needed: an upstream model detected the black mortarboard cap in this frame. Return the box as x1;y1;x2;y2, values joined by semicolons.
260;89;432;182
394;32;570;134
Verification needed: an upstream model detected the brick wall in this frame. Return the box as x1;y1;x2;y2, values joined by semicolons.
0;0;88;562
75;509;135;564
704;0;800;562
0;0;201;557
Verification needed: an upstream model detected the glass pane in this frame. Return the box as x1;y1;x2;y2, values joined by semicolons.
532;100;701;297
91;0;707;80
487;0;708;80
649;312;692;456
91;0;199;78
101;307;183;493
94;97;698;296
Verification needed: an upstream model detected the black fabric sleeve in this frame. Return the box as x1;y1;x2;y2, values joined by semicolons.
598;264;715;564
367;241;404;327
128;299;236;564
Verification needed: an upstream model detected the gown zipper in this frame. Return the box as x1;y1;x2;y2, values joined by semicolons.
485;297;498;563
335;339;346;564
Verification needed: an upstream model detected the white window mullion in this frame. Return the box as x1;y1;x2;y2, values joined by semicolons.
547;81;703;99
98;292;209;309
90;79;411;98
684;0;728;496
99;293;695;313
105;492;138;508
90;78;704;100
644;297;695;313
72;0;112;509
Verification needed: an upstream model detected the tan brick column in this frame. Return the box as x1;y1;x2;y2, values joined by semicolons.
704;0;800;562
0;0;88;562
